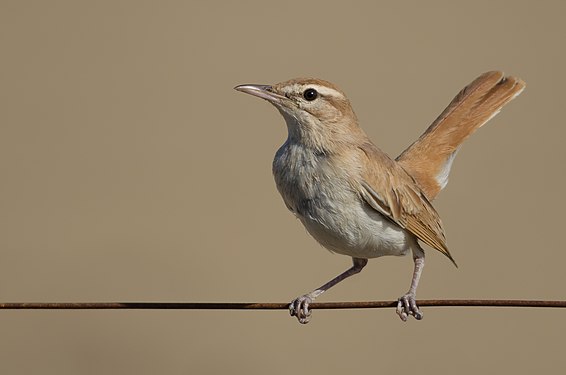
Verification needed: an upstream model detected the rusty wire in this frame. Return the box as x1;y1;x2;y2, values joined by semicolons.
0;300;565;310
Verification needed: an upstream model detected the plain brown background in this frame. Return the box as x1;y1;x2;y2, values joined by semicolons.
1;1;564;374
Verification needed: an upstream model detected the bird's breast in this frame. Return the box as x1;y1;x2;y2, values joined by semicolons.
272;142;412;259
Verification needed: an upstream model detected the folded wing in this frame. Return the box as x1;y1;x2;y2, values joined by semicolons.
357;143;457;266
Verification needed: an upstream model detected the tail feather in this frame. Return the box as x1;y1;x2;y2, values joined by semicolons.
396;71;526;200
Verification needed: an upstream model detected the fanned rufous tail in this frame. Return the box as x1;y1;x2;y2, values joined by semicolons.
397;71;526;200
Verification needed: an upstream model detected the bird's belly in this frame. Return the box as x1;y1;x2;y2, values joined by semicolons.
297;197;412;259
273;143;413;259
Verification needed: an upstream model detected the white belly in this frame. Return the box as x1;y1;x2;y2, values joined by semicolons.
273;142;414;259
297;196;412;259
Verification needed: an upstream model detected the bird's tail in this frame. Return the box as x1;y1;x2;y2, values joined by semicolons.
396;71;526;200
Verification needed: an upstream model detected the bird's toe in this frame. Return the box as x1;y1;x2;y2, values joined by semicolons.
289;295;313;324
396;293;422;321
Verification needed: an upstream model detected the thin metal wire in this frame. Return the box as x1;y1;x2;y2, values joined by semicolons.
0;300;565;310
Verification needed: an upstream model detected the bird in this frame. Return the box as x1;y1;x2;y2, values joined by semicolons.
234;71;525;324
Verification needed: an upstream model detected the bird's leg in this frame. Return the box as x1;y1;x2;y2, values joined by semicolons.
290;257;368;324
397;248;425;321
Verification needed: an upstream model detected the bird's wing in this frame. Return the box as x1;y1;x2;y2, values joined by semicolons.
357;142;457;266
396;71;526;201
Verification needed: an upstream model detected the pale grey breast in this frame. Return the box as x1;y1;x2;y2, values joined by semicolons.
273;141;412;259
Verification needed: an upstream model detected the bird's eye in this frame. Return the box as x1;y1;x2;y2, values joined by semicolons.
303;88;318;101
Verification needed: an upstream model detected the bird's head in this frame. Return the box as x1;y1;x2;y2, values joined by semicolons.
235;78;364;151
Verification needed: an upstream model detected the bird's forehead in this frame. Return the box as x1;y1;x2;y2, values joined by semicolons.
276;78;346;99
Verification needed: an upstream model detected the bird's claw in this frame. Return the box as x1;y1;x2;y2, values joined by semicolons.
289;295;314;324
396;293;423;321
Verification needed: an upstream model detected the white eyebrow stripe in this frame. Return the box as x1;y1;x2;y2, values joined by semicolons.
288;83;345;99
307;85;344;98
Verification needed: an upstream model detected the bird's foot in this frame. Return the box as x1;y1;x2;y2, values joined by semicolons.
396;293;423;321
289;294;314;324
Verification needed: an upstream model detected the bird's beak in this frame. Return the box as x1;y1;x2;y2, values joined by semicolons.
234;84;287;104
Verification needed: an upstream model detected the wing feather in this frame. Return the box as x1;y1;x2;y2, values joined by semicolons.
357;142;457;266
